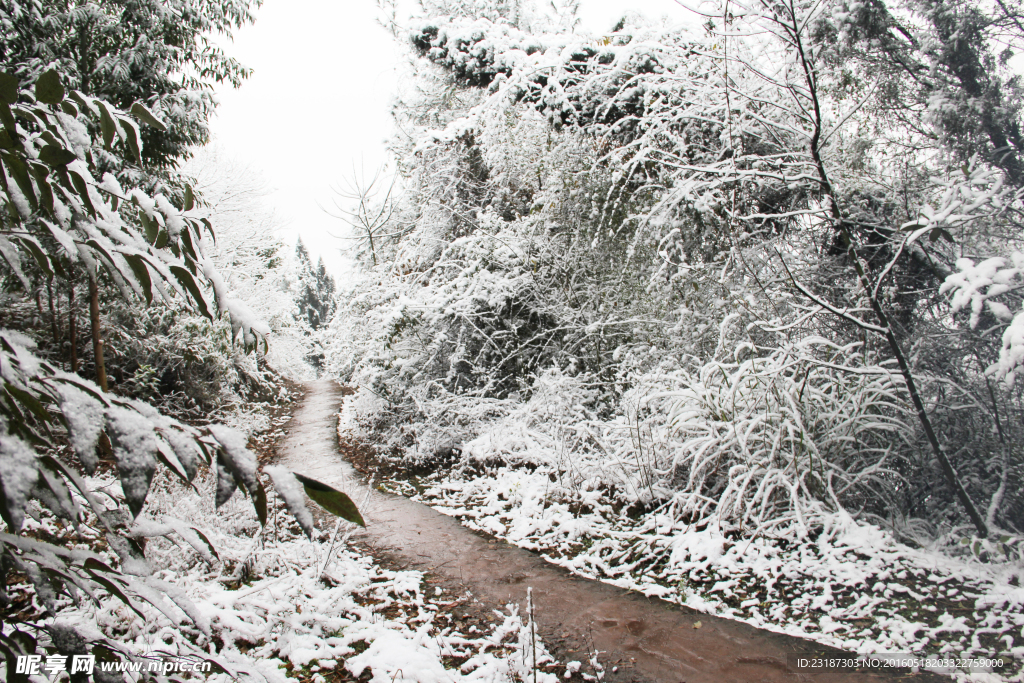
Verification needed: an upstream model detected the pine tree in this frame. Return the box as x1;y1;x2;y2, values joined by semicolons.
294;239;336;332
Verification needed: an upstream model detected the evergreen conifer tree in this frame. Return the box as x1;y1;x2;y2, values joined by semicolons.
294;239;337;371
294;239;337;331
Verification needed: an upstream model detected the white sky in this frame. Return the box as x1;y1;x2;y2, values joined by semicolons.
209;0;694;279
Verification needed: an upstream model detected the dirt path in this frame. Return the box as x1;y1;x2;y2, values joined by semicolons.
278;380;942;683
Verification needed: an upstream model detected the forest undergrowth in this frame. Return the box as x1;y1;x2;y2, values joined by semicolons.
339;395;1024;683
8;402;564;683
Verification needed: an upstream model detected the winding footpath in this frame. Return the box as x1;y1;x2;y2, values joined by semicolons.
279;381;941;683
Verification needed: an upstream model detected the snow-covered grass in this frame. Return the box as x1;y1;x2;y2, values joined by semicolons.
11;469;562;683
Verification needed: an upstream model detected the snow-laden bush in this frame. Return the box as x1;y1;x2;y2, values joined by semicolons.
327;0;1024;538
650;339;909;534
438;340;906;533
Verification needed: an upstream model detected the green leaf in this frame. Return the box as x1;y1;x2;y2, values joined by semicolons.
138;211;158;244
183;184;194;211
170;265;212;319
83;569;146;620
0;640;22;683
155;442;190;486
8;630;36;659
200;217;215;243
120;120;142;164
39;455;112;530
69;169;96;217
59;100;78;117
0;73;18;105
35;70;64;105
122;253;153;304
1;151;37;211
0;129;14;150
214;455;239;508
82;557;120;575
84;240;118;279
15;235;54;279
293;473;365;527
36;460;78;521
4;382;50;423
155;229;169;249
180;225;199;263
130;102;167;131
39;144;76;167
254;481;268;527
929;227;954;244
0;102;16;137
190;526;220;562
97;102;117;150
27;163;54;219
12;106;40;127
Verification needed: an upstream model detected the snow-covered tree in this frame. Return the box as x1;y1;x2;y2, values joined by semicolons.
0;3;363;670
294;238;337;332
1;0;257;168
328;0;1024;539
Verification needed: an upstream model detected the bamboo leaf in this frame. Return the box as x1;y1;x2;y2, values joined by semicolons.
130;102;167;131
2;151;37;211
214;454;238;508
97;102;117;150
169;265;212;319
120;119;142;164
122;253;153;304
294;473;365;527
38;145;75;167
84;569;146;620
69;169;95;217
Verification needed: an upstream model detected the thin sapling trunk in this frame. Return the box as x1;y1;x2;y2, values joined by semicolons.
88;269;108;392
782;4;990;537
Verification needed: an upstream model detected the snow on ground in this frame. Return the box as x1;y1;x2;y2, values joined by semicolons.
371;460;1024;682
10;468;561;683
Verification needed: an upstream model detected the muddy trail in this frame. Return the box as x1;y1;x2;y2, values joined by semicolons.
277;380;941;683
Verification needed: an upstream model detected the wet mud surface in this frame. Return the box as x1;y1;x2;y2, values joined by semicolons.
277;380;945;683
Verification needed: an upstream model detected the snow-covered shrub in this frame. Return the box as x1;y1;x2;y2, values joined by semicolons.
427;338;908;537
0;329;362;670
326;0;1024;539
651;340;909;534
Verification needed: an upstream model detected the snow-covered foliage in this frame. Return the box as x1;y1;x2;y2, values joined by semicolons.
0;0;259;167
10;467;559;683
181;146;317;383
942;251;1024;386
0;71;268;352
0;1;364;677
293;238;337;372
328;0;1024;541
0;329;363;670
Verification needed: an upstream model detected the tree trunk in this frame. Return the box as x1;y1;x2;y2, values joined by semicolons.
46;281;60;359
786;10;990;537
69;283;78;373
88;271;108;392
